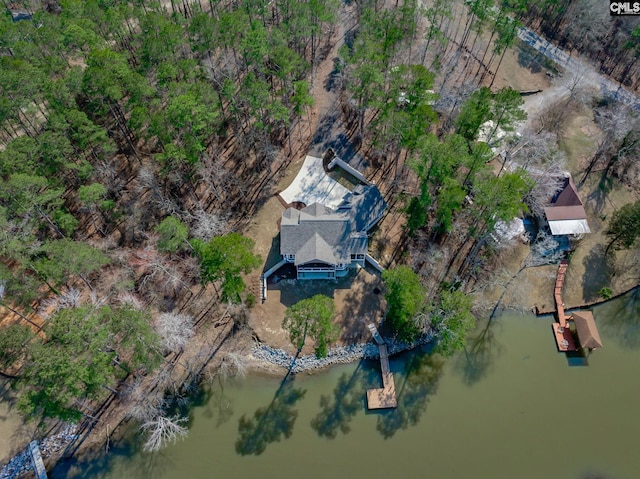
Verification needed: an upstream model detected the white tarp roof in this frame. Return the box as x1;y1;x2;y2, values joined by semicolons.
549;219;591;235
279;155;351;209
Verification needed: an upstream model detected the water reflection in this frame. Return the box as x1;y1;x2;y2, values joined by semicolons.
376;352;444;439
597;287;640;349
310;363;371;439
454;316;503;385
51;431;173;479
199;377;233;427
235;376;306;455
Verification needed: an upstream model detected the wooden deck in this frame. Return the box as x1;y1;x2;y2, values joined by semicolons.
554;260;569;326
367;323;385;346
552;323;577;351
365;328;397;409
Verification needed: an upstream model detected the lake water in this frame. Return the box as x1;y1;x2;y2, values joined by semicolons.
53;289;640;479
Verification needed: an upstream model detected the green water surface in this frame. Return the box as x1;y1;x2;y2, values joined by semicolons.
54;290;640;479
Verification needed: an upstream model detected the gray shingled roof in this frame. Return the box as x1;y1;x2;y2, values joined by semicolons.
296;232;340;265
280;185;387;266
338;185;387;231
281;203;351;265
281;219;351;265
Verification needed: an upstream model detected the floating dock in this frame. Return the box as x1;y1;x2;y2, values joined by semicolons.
366;324;397;409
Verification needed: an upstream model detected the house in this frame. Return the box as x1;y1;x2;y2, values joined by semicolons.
280;185;386;279
543;175;590;236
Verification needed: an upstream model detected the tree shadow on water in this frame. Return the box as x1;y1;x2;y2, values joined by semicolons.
375;352;445;439
597;287;640;349
196;377;233;428
454;316;504;386
235;375;306;456
310;362;374;439
51;435;173;479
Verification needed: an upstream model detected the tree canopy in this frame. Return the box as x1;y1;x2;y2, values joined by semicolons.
382;266;427;341
431;290;476;356
155;216;189;254
18;305;161;422
0;323;33;373
192;233;261;302
606;200;640;254
283;294;338;358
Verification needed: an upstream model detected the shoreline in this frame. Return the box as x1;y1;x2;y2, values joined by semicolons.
534;284;640;316
2;284;637;477
0;424;78;479
249;331;435;375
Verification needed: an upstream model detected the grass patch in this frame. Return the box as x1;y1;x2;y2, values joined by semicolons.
559;113;600;173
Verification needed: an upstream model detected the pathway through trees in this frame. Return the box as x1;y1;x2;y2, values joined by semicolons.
518;27;640;111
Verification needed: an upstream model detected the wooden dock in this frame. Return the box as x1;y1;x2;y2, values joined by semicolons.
367;323;385;346
552;322;577;351
28;440;47;479
366;325;397;409
554;260;569;326
552;260;578;351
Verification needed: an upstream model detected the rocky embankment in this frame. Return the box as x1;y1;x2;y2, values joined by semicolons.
251;332;435;373
0;424;78;479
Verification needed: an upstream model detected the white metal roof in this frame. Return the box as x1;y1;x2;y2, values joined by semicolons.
548;219;591;235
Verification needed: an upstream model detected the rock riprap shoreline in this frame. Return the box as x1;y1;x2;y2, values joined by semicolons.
0;424;78;479
251;333;434;373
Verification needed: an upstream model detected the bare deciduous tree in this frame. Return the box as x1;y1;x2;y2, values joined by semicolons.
156;313;195;353
141;415;188;452
581;105;640;186
524;165;566;219
525;231;565;267
125;378;164;422
190;209;229;242
117;291;145;310
216;352;248;380
58;288;82;309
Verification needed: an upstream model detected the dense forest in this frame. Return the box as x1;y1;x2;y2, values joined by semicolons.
0;0;639;460
0;0;340;450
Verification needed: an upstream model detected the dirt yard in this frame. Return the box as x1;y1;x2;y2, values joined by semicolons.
250;265;385;354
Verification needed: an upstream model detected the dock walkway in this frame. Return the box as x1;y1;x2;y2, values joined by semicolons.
366;324;397;409
552;260;577;352
28;440;47;479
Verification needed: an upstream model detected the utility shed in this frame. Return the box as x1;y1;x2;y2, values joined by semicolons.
572;311;603;350
544;176;590;236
